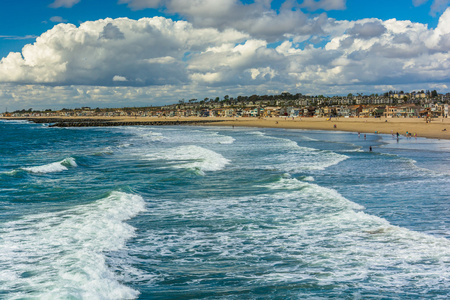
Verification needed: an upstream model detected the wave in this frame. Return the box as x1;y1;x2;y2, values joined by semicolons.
247;132;348;172
22;157;77;174
129;127;234;145
146;145;230;175
144;176;450;294
0;169;21;176
0;119;31;124
0;191;145;299
210;131;235;144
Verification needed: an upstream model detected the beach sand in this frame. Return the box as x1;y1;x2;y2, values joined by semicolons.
4;116;450;140
203;116;450;140
121;116;450;140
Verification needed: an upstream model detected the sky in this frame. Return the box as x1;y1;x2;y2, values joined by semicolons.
0;0;449;111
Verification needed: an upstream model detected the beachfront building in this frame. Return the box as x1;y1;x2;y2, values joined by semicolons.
360;106;375;117
360;106;385;117
349;105;363;117
336;106;351;117
262;107;281;117
384;104;420;118
302;107;315;117
384;106;396;118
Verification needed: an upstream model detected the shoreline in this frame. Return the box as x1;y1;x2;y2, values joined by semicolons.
2;116;450;140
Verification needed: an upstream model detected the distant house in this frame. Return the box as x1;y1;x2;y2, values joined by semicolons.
302;107;315;117
337;106;350;117
349;105;363;117
263;107;280;117
360;106;374;117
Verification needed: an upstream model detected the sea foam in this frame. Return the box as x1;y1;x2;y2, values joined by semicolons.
247;131;348;172
0;191;145;299
140;175;450;296
146;145;230;174
22;157;77;174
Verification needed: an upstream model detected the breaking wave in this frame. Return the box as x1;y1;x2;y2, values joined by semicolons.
0;191;145;299
146;145;230;174
22;157;78;174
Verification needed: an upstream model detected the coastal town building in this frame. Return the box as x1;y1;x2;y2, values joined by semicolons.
2;91;449;119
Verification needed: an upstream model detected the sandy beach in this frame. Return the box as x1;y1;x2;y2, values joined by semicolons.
203;116;450;140
3;116;450;140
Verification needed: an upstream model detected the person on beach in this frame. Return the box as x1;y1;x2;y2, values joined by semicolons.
369;146;372;152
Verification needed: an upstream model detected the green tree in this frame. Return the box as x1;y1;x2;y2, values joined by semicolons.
431;90;438;98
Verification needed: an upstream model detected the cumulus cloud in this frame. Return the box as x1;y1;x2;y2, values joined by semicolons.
0;17;247;86
113;75;128;81
347;21;387;39
1;4;450;110
412;0;450;16
100;23;125;40
49;0;80;8
119;0;328;41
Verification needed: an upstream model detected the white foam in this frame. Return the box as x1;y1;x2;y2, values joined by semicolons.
137;177;450;294
1;170;20;176
247;132;348;172
0;120;30;124
0;191;145;299
210;132;236;144
146;145;230;173
22;157;77;174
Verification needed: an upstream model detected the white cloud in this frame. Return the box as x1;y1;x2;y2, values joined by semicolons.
347;21;387;39
119;0;327;41
300;0;346;11
0;35;37;40
430;0;450;16
411;0;450;16
1;5;450;110
50;16;67;23
49;0;80;8
113;75;128;81
0;17;247;86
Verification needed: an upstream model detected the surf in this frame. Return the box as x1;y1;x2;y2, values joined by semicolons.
146;145;230;174
22;157;78;174
0;191;145;299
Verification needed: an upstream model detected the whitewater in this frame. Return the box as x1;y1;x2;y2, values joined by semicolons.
0;120;449;299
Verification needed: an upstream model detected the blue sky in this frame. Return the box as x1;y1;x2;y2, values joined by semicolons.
0;0;449;110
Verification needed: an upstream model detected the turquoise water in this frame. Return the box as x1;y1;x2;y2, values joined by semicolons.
1;120;449;299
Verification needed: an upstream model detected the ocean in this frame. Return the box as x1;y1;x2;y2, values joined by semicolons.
1;120;449;299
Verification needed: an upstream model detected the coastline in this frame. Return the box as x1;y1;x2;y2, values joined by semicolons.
2;116;450;140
